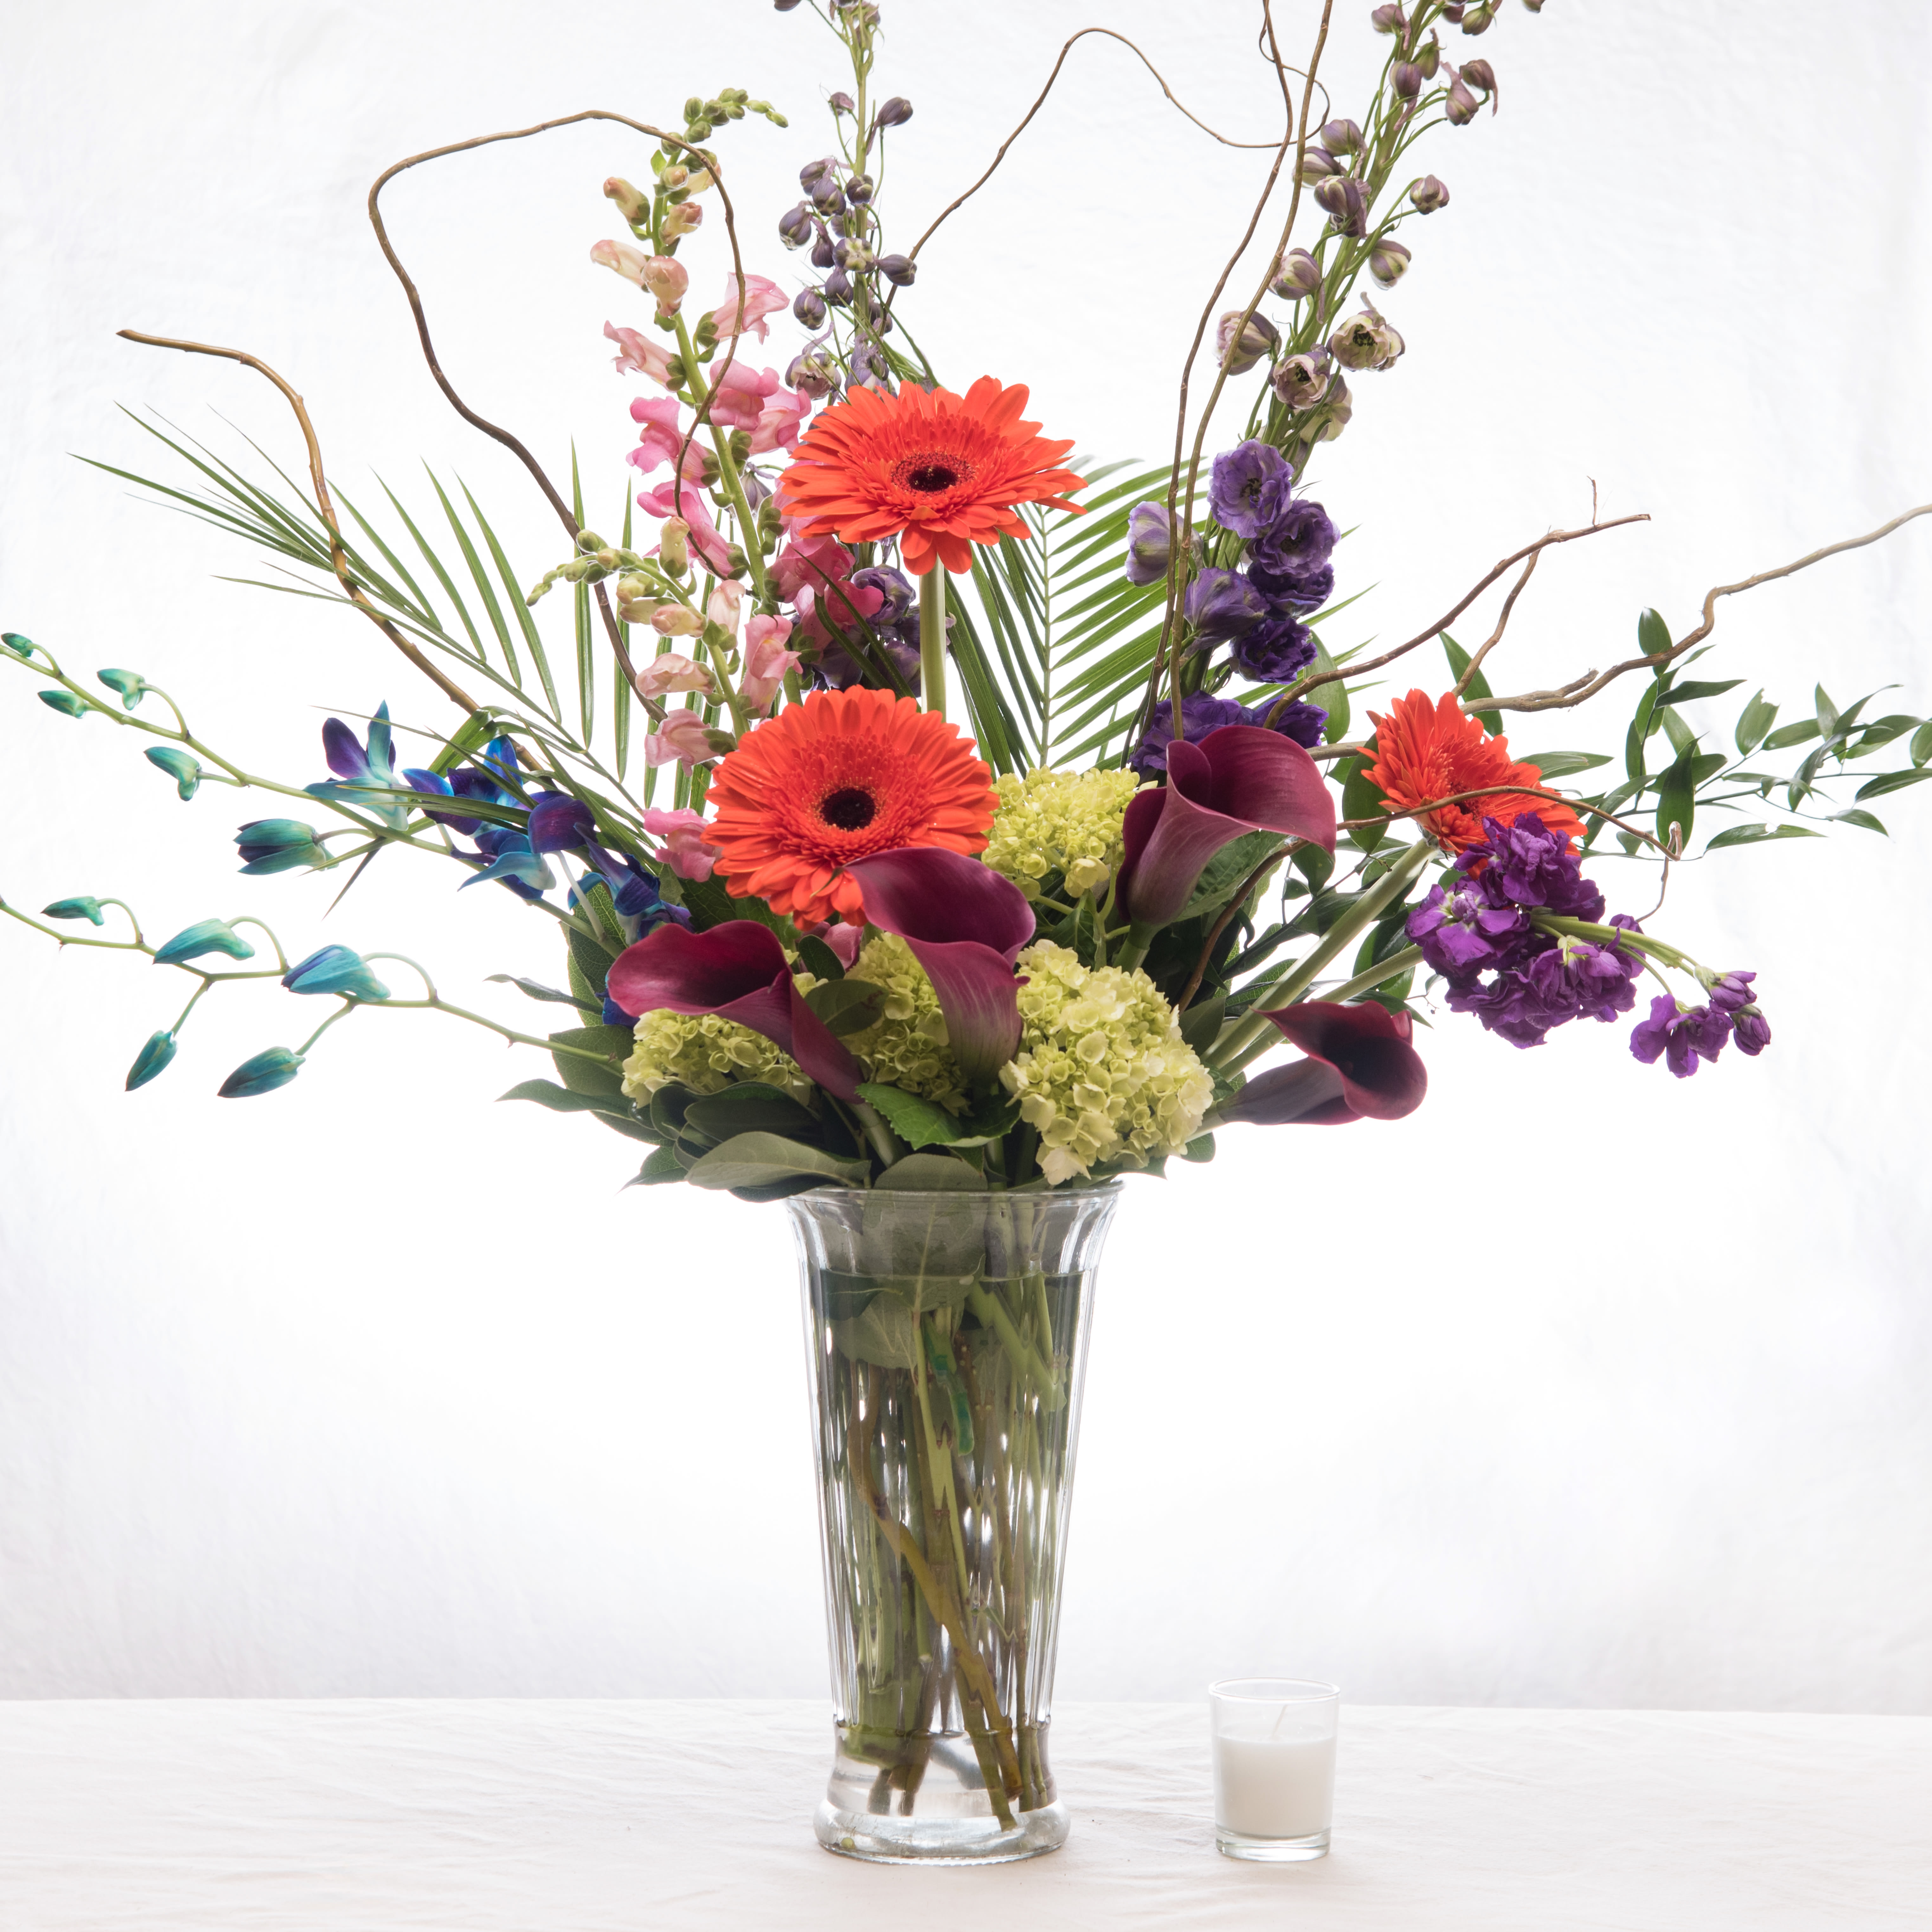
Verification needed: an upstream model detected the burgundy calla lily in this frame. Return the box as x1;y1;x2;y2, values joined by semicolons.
1219;998;1427;1126
842;847;1034;1083
606;919;862;1100
1115;724;1336;932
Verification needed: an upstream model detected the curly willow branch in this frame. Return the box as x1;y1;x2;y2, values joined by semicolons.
114;331;481;715
366;110;751;705
903;26;1315;267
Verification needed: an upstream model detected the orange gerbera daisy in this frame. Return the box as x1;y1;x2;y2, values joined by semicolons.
1364;689;1584;854
704;687;999;926
775;375;1086;575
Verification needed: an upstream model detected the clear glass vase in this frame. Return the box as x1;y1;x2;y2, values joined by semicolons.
788;1182;1120;1864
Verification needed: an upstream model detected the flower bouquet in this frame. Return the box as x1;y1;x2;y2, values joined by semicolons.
7;0;1930;1865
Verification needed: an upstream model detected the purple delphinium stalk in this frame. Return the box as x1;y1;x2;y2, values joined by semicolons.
1629;995;1732;1078
1231;615;1317;684
1184;567;1269;641
1209;439;1296;540
1128;690;1328;775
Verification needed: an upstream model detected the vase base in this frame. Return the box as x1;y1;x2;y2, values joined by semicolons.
1216;1826;1330;1862
815;1799;1070;1864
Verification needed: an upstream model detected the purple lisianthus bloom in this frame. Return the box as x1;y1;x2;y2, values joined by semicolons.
1231;615;1317;684
1629;995;1731;1077
1462;812;1606;919
1209;439;1296;540
1248;497;1338;599
1124;501;1175;586
1127;689;1329;775
1184;567;1269;641
1407;879;1532;982
1731;1006;1772;1056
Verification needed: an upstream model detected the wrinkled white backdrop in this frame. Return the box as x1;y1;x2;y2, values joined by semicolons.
2;0;1928;1713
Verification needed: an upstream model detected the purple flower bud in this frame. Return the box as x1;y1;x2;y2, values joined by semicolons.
800;156;840;196
1320;118;1364;154
1393;62;1423;98
875;252;917;287
1521;0;1544;11
1460;1;1497;32
1409;173;1450;213
1442;1;1466;17
829;90;856;113
852;564;916;626
1369;236;1412;286
1184;567;1269;641
1313;174;1368;237
874;96;914;128
1460;57;1499;101
1707;970;1757;1014
1731;1007;1771;1056
1372;3;1408;31
810;228;837;270
1216;307;1280;375
1271;351;1332;411
845;172;875;204
822;267;853;306
778;203;814;249
1124;502;1177;586
775;0;804;10
848;340;893;392
792;287;828;329
1444;72;1480;125
1297;145;1340;184
811;180;847;217
1269;247;1322;301
1416;35;1441;77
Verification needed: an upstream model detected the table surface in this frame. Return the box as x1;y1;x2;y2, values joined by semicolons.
1;1698;1927;1930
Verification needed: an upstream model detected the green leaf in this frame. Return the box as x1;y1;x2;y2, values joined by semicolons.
629;1143;687;1187
831;1297;919;1370
1658;678;1744;707
1763;719;1822;751
568;927;619;1005
1654;748;1696;848
1309;637;1350;742
1854;769;1932;801
1637;607;1672;659
426;469;521;687
1627;673;1672;783
1736;690;1778;756
804;977;887;1036
1339;747;1385;853
685;1132;872;1192
499;1077;658;1142
683;1082;823;1142
1440;632;1500;734
873;1151;987;1191
1178;993;1225;1056
1703;823;1823;850
486;973;600;1014
676;873;797;938
1172;829;1284;923
1912;721;1932;768
548;1023;632;1098
1830;808;1888;834
1660;706;1697;757
1815;684;1841;740
795;934;846;981
856;1082;967;1150
1521;750;1611;781
1180;1133;1216;1163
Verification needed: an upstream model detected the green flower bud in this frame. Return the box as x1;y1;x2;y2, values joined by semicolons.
145;746;202;800
1;632;34;658
38;689;88;718
126;1030;177;1092
219;1046;304;1099
1368;236;1413;286
97;667;149;709
42;896;105;924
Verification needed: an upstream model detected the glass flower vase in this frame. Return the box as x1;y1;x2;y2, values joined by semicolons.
788;1182;1120;1864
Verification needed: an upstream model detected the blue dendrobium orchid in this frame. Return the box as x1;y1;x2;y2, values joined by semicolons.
235;821;329;875
219;1046;304;1098
145;746;202;800
98;668;150;711
43;897;105;924
306;702;409;829
154;918;256;966
125;1030;177;1090
282;945;391;1001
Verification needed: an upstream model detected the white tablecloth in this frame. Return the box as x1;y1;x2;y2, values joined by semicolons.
1;1699;1926;1929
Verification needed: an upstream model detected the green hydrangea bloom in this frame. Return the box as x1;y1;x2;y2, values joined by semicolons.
621;1010;810;1103
1001;941;1214;1186
983;767;1146;899
843;933;971;1116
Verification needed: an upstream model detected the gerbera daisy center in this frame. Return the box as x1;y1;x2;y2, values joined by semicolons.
892;453;974;494
818;786;879;830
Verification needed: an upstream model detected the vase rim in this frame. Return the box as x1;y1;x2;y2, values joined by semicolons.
794;1179;1124;1201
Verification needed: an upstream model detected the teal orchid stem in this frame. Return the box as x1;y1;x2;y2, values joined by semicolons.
38;690;88;718
281;945;390;1001
145;746;202;800
218;1046;303;1099
42;897;105;925
125;1030;178;1091
154;918;257;966
98;668;149;710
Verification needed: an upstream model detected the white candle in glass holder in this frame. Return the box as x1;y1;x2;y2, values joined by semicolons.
1208;1678;1339;1860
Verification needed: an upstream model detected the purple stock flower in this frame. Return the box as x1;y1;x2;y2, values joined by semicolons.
1629;995;1732;1078
1464;812;1605;918
1407;879;1532;981
1231;615;1317;684
1707;969;1756;1014
1129;690;1327;776
1731;1007;1772;1056
1209;440;1296;540
1446;930;1643;1048
1184;567;1268;641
